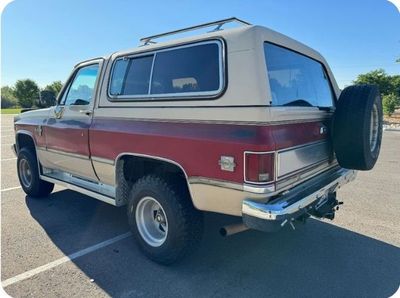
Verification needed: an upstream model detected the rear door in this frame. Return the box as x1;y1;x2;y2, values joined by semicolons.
43;60;102;180
263;43;336;189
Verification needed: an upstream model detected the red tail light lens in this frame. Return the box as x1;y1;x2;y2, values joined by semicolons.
245;152;274;183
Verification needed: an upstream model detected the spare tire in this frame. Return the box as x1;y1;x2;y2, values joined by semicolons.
333;84;382;170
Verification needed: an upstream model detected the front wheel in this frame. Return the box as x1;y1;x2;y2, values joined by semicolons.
127;175;203;265
17;148;54;198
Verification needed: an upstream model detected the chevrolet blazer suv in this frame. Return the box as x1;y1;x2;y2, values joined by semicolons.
13;18;383;264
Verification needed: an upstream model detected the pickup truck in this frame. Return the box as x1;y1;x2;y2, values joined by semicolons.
13;18;383;264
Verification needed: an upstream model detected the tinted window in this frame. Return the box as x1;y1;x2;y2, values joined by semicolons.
110;55;153;96
108;41;222;99
264;43;334;107
109;59;129;95
63;64;99;106
151;43;220;95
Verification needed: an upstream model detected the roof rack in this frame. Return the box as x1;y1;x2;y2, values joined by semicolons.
140;17;251;45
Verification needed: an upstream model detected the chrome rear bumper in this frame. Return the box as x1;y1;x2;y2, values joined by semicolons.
242;167;356;232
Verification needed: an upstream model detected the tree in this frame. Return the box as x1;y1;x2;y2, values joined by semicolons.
14;79;40;108
353;69;393;95
353;69;400;106
38;90;56;108
1;86;17;108
44;81;63;97
383;94;397;116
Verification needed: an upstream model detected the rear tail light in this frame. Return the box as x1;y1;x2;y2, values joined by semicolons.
244;152;274;184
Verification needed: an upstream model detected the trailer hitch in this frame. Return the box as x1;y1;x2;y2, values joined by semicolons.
311;192;343;220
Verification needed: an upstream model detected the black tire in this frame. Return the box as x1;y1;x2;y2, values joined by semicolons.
333;84;383;170
127;175;203;265
17;148;54;197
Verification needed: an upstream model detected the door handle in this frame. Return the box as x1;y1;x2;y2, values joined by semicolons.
79;110;93;116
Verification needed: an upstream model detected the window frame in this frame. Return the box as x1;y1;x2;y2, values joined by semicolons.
58;61;101;106
107;39;226;102
263;41;337;107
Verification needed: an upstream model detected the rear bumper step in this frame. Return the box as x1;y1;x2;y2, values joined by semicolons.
242;167;356;232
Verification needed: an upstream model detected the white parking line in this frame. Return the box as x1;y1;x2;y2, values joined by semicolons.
1;232;132;287
1;158;17;161
1;135;14;138
1;143;14;146
1;186;22;192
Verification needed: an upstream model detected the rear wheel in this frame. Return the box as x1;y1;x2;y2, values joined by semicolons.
17;148;54;197
127;175;203;265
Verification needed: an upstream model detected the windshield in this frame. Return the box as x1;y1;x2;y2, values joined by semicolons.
264;43;334;108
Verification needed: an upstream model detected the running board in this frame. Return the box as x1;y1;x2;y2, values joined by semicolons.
40;168;118;206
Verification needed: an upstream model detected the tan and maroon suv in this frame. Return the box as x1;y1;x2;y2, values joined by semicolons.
13;18;383;264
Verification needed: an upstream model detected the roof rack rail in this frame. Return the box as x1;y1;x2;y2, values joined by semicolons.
140;17;251;45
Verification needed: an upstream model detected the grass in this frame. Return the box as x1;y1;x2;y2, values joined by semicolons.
1;108;21;114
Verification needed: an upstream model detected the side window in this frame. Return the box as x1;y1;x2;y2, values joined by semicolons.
110;55;153;96
62;64;99;106
108;40;223;99
151;43;220;95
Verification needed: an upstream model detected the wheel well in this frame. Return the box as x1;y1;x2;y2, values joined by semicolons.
16;133;36;154
115;155;191;206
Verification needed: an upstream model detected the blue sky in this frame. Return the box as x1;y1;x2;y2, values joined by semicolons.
1;0;399;88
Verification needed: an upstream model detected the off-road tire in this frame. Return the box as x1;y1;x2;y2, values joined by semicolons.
127;175;203;265
17;148;54;197
333;84;383;170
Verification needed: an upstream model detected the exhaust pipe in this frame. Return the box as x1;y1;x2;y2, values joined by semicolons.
220;223;249;237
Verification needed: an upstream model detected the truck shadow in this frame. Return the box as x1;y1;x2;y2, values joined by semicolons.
26;190;400;298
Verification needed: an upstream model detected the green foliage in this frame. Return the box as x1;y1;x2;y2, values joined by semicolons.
382;94;397;116
39;90;56;108
1;86;18;108
353;69;400;100
14;79;40;108
44;81;63;97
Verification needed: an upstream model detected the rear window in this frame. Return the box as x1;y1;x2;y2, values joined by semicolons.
109;40;223;99
264;43;334;108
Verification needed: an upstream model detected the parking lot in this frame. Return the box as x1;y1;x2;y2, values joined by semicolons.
1;113;399;297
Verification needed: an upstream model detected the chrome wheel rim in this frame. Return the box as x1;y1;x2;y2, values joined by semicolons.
19;158;32;188
135;196;168;247
370;103;379;153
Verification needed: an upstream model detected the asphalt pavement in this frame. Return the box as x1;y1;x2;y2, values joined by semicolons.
1;114;399;297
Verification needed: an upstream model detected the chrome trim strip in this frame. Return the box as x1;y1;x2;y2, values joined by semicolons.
243;183;275;194
188;177;276;195
91;156;115;165
242;169;356;221
276;141;330;179
46;148;89;160
93;115;331;127
189;177;244;191
40;174;117;206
